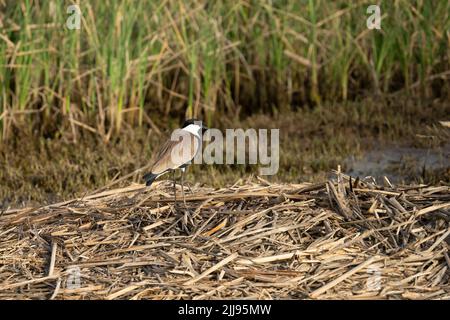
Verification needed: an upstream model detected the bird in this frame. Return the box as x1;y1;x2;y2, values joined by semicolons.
143;119;208;207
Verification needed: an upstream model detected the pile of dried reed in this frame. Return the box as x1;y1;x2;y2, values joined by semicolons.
0;172;449;300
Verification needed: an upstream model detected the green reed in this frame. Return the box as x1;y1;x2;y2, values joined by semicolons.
0;0;448;141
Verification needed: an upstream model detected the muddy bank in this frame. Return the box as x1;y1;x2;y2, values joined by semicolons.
345;143;450;184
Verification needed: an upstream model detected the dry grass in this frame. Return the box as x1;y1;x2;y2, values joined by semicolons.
0;171;449;300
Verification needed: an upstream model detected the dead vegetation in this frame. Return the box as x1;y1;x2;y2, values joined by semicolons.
0;171;449;300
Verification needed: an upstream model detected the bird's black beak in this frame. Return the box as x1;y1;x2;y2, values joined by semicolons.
202;125;209;134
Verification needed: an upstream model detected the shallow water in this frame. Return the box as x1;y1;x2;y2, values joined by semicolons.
344;143;450;183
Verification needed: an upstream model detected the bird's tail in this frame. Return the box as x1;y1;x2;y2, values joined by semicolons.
143;172;157;187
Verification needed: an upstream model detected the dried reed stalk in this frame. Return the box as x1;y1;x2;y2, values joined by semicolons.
0;173;449;300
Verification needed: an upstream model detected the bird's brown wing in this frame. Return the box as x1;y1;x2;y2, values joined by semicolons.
150;131;199;175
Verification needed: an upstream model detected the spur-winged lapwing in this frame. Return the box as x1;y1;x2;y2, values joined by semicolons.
143;119;208;206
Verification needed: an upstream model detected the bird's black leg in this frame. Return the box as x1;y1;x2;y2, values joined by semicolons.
172;170;177;207
186;181;193;194
181;169;187;208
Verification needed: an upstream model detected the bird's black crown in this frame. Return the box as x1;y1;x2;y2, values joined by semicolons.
182;119;202;128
